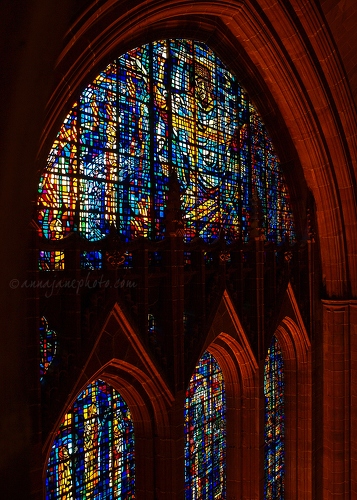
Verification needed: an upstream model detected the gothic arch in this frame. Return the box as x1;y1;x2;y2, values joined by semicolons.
201;287;312;499
43;302;175;499
43;365;170;499
207;333;259;499
272;313;312;499
43;374;151;497
39;0;357;297
202;292;259;499
2;1;357;498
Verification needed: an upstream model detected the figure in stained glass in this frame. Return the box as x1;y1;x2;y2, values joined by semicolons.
83;403;99;496
58;445;73;499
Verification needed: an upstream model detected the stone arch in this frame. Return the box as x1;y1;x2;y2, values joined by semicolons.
43;363;170;499
202;297;259;499
42;374;149;497
270;315;312;499
42;301;175;500
39;0;357;297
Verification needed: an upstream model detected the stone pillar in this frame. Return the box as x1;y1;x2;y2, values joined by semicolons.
322;300;357;499
0;2;71;497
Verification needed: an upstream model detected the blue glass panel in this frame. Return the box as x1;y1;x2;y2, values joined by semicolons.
80;251;103;270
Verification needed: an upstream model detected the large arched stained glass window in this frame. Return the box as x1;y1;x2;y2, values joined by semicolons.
264;336;284;499
37;39;295;247
184;351;226;499
46;379;135;499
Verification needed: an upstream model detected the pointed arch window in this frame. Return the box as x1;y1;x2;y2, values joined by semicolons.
184;351;226;499
264;336;285;499
45;379;135;499
37;38;295;269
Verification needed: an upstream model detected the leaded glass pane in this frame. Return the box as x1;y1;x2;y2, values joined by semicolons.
39;250;65;271
264;336;284;499
46;380;135;499
38;40;295;246
184;351;226;499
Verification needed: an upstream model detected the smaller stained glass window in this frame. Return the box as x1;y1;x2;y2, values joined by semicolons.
148;251;163;267
46;379;135;499
123;252;133;269
39;251;65;271
40;316;57;380
80;251;103;270
184;351;226;499
148;313;156;336
264;336;284;499
184;251;192;266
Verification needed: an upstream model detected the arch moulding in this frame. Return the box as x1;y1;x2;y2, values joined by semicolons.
42;302;175;499
40;0;357;297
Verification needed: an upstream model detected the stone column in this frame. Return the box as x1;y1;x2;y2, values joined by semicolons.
322;300;357;499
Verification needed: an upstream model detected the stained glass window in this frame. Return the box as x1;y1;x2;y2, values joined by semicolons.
37;39;295;246
148;313;156;336
40;316;57;380
39;251;65;271
80;250;103;270
46;379;135;499
264;336;284;499
184;351;226;499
